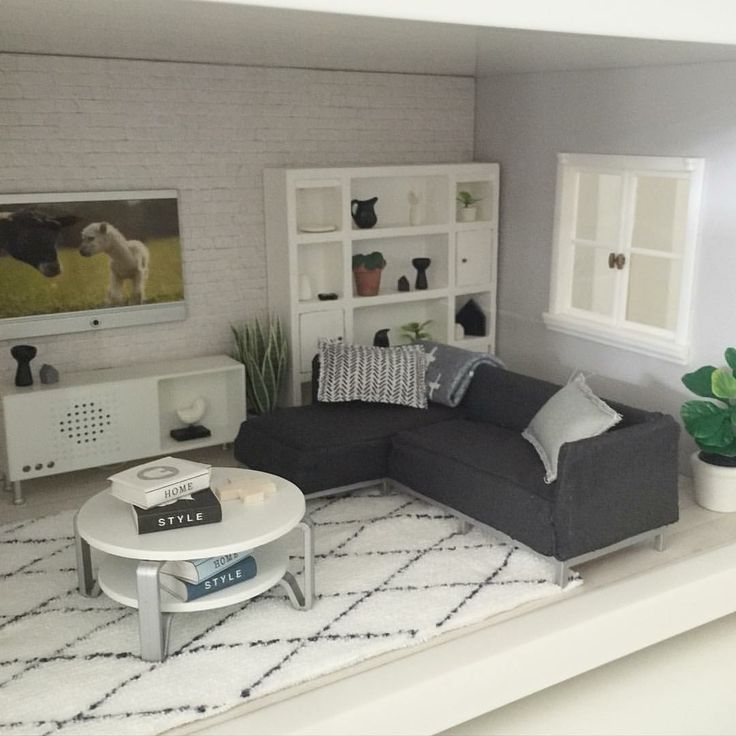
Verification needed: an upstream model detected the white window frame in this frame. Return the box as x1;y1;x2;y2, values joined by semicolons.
543;153;705;364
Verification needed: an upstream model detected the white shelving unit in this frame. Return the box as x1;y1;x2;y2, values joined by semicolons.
0;355;245;504
264;163;499;405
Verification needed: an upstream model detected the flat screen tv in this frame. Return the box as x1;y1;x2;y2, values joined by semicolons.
0;190;186;340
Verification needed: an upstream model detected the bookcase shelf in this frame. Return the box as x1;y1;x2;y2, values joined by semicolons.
264;163;499;406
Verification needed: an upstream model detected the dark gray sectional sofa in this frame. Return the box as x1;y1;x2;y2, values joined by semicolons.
234;363;680;584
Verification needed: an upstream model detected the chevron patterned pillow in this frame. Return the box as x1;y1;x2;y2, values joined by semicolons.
317;339;428;408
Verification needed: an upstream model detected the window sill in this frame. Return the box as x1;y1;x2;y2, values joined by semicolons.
542;312;689;364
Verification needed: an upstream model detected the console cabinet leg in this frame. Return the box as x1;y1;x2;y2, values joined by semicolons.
12;481;24;506
136;560;169;662
653;532;666;552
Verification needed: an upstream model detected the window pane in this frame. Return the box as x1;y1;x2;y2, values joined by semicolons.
626;253;682;331
631;176;689;254
571;244;616;317
575;172;623;244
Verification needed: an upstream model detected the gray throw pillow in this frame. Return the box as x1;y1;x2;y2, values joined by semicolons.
317;339;428;409
522;372;622;484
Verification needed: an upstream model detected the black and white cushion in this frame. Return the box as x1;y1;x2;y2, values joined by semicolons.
317;340;428;409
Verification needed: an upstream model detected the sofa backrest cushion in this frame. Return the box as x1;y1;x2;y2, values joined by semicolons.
461;365;559;431
461;364;653;431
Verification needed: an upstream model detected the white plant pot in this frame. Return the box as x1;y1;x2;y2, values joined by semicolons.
690;451;736;512
458;207;477;222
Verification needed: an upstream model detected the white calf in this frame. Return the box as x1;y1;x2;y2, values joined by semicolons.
80;222;149;305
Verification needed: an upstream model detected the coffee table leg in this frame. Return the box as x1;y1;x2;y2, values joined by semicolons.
136;560;171;662
279;517;315;611
73;512;100;597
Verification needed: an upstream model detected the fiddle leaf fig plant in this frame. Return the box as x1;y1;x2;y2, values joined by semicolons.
352;251;386;271
681;347;736;458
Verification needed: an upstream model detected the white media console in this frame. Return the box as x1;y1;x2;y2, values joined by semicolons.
0;355;246;505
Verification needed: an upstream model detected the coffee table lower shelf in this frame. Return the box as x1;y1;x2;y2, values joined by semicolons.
98;542;289;613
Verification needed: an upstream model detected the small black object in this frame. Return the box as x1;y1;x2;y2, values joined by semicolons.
170;425;212;442
397;276;410;292
456;298;486;337
412;257;431;290
317;292;339;301
373;328;390;348
351;197;378;229
40;363;59;385
11;344;37;387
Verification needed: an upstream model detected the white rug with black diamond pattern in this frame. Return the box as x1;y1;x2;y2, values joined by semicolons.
0;488;580;735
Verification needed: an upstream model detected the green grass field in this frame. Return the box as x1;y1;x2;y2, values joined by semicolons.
0;237;184;318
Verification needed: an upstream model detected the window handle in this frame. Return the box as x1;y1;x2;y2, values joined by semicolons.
608;252;626;270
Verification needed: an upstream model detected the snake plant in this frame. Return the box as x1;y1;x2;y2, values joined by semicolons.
231;316;288;414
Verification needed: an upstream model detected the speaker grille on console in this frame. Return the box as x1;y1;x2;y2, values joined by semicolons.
52;389;123;460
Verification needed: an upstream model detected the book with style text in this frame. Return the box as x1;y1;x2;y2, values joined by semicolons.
160;551;252;583
160;555;258;601
130;488;221;534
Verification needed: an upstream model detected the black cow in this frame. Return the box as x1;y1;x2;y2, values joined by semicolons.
0;210;78;278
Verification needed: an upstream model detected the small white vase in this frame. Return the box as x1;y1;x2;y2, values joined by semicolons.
458;207;477;222
690;451;736;512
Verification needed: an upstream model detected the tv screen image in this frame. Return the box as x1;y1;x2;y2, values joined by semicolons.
0;190;186;339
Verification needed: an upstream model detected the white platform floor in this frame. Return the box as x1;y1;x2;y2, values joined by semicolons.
4;448;736;735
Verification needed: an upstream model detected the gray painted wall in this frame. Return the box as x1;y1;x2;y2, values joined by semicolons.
475;61;736;468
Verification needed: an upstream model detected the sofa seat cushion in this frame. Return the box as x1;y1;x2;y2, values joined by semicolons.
233;401;458;494
388;419;557;555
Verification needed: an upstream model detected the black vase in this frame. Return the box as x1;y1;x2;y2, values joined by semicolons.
412;257;431;290
351;197;378;229
11;345;37;387
373;328;390;347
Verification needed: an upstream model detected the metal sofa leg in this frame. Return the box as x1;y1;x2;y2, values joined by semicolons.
653;532;666;552
459;519;473;534
554;560;569;588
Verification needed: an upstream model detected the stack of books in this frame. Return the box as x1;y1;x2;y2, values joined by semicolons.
159;552;258;601
109;456;220;534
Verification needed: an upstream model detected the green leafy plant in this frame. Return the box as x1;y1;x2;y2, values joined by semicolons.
231;316;288;415
681;347;736;458
456;191;482;209
400;320;433;343
352;251;387;271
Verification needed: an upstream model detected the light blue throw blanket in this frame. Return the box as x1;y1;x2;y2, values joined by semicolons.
420;340;504;407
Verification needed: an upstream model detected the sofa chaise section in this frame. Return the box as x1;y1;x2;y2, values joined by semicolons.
233;400;458;493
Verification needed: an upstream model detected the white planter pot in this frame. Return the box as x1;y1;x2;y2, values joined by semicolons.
690;451;736;512
458;207;477;222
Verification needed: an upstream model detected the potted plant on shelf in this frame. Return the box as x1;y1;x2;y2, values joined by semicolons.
681;347;736;511
400;320;433;343
456;191;482;222
352;251;386;297
231;316;287;415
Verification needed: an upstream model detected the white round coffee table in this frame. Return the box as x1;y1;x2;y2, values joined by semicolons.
73;467;314;661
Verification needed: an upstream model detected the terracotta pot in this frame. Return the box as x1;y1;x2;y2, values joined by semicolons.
353;267;382;296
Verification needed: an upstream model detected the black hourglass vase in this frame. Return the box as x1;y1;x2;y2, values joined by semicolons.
11;345;37;387
412;257;431;290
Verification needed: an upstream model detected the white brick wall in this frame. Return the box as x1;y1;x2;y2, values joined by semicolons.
0;53;474;478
